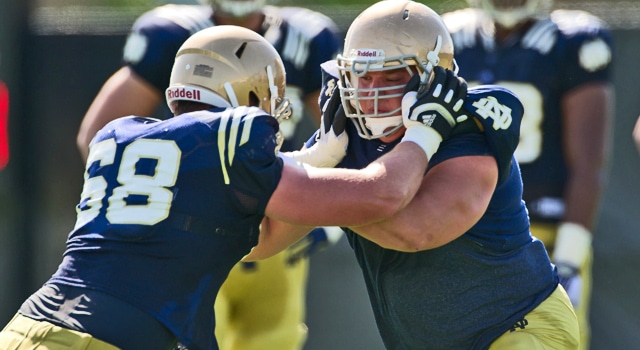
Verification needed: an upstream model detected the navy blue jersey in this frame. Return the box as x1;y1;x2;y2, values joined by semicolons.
40;108;282;349
443;9;613;222
308;84;557;348
123;4;341;128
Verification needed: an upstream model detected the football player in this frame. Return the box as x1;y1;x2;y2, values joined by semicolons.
0;80;7;170
74;1;342;349
283;0;580;348
0;25;448;350
633;116;640;154
443;1;614;348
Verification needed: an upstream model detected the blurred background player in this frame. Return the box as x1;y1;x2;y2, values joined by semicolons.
297;0;580;348
75;1;342;349
0;80;8;170
443;1;614;348
0;25;438;350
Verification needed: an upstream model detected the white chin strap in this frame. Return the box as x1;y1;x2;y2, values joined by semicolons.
365;116;402;136
267;65;278;115
223;82;239;107
425;35;442;74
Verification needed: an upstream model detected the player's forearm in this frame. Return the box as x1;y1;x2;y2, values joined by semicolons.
634;116;640;154
562;82;611;230
268;142;427;228
243;217;313;261
562;170;603;230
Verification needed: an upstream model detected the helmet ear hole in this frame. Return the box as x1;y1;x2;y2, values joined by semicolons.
235;42;248;59
248;92;260;109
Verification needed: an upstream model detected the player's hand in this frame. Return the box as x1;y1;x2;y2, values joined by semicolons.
400;67;468;159
402;66;468;141
319;82;348;142
556;263;582;308
280;84;347;168
286;227;344;265
552;222;591;309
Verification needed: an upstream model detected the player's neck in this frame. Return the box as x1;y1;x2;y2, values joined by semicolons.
212;12;264;33
494;19;535;46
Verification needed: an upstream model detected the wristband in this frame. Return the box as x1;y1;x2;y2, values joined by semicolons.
278;152;305;167
553;222;592;268
400;125;442;160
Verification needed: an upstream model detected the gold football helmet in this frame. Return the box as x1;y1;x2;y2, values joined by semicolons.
336;0;456;139
166;25;291;123
198;0;267;17
467;0;552;28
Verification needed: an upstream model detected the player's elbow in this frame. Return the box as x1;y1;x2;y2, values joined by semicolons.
368;185;414;219
76;132;91;160
367;225;438;252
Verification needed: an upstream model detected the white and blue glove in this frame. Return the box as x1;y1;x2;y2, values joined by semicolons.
553;222;592;308
401;66;468;159
281;83;347;168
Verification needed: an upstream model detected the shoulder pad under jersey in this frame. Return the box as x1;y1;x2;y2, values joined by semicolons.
124;5;213;90
551;9;609;36
442;8;492;52
465;86;524;184
265;6;340;37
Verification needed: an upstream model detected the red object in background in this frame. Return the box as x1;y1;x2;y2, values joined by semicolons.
0;81;8;170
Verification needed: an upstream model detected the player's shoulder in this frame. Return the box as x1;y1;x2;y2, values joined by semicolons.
92;116;160;144
525;10;612;69
442;8;492;51
125;5;213;68
186;107;277;134
103;115;160;129
132;4;213;34
467;85;523;126
526;9;609;44
442;7;486;33
264;5;339;37
550;9;610;36
465;85;523;183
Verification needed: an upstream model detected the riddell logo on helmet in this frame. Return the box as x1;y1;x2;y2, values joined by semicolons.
358;50;378;57
357;50;380;57
167;87;201;101
353;49;385;60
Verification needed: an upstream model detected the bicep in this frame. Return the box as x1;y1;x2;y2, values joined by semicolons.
78;67;162;159
353;155;498;251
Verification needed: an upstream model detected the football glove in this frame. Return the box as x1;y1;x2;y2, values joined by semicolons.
281;84;347;168
286;227;344;265
553;222;592;308
401;66;468;159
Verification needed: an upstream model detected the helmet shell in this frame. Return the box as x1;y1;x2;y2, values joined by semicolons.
166;25;287;118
